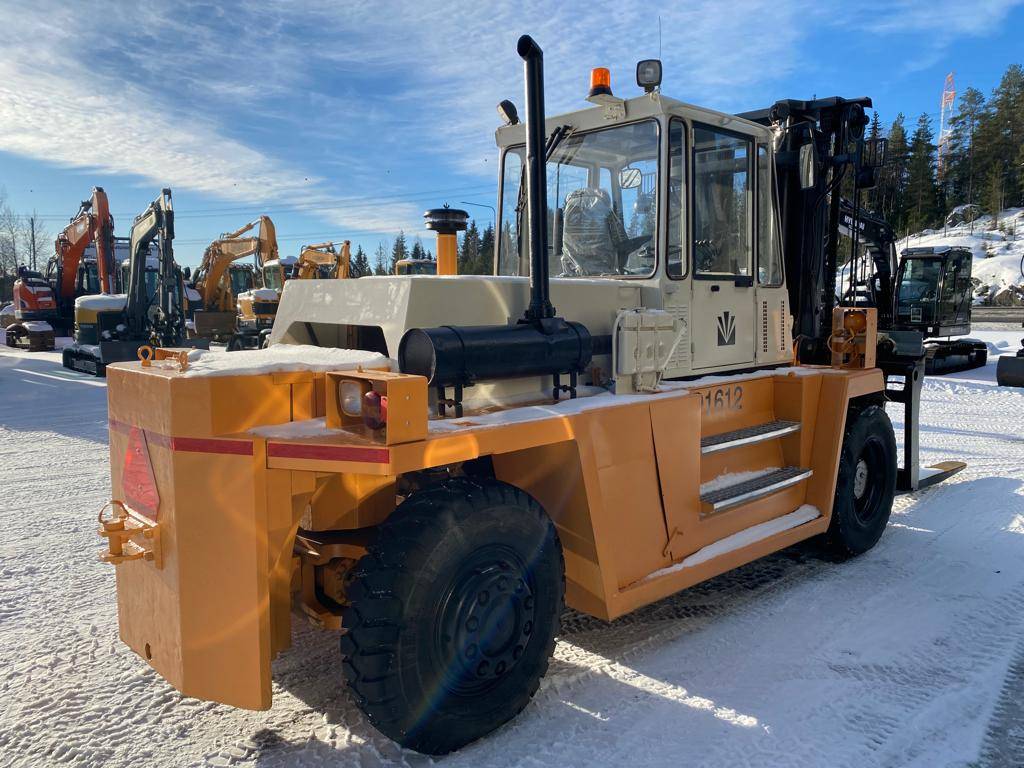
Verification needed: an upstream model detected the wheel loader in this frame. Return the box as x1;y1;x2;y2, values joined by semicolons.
97;37;966;755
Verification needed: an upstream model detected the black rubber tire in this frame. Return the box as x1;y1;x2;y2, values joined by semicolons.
823;404;897;558
340;477;564;755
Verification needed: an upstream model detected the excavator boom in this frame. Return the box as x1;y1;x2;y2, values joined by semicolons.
193;216;276;313
56;187;115;300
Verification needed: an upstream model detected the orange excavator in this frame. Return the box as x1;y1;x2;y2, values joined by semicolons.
6;187;115;351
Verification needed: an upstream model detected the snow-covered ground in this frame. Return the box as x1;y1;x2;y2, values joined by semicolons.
1;332;1023;767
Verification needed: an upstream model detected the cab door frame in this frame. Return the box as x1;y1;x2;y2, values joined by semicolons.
688;121;757;370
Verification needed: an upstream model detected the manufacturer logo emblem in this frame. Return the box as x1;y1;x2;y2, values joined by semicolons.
717;311;736;346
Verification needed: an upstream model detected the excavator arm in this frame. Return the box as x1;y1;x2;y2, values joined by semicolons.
295;240;348;280
193;216;277;312
55;187;116;301
126;189;177;340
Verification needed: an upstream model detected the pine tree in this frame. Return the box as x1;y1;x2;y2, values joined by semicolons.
410;238;425;261
350;245;371;278
879;114;909;232
390;231;408;272
905;113;940;232
980;64;1024;211
945;87;986;210
374;241;390;276
479;224;495;275
458;220;483;274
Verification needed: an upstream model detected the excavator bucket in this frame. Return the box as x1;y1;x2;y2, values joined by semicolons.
996;351;1024;387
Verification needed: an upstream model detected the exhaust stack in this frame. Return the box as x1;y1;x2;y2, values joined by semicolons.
398;35;600;416
517;34;555;322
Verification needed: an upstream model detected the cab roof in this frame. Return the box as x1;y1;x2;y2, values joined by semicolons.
494;91;773;149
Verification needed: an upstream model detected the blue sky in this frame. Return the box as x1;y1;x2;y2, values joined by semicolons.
1;0;1022;268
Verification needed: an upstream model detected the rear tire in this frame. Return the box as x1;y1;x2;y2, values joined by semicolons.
340;477;564;755
824;404;897;557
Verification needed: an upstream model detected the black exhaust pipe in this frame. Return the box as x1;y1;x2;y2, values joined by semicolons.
517;34;554;322
397;35;602;416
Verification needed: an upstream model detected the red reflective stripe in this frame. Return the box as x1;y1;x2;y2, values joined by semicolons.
170;437;253;456
267;442;390;464
108;420;252;456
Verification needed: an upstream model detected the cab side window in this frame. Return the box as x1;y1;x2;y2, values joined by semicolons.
667;119;686;278
757;145;783;287
692;124;751;277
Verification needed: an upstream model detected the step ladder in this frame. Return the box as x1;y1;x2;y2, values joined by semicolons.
699;420;811;514
700;467;813;513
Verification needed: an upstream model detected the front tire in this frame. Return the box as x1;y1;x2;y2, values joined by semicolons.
341;478;564;755
824;404;897;557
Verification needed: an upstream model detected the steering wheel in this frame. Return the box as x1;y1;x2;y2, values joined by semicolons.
696;239;719;272
616;234;652;272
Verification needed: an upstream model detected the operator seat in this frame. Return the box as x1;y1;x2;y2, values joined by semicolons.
561;188;626;275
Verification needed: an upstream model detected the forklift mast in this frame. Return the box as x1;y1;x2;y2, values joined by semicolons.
740;97;877;363
837;197;897;327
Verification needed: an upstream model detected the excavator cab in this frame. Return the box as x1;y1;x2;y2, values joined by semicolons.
892;246;986;373
894;247;973;336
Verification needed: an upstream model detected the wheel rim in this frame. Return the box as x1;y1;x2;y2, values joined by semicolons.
435;545;536;696
852;437;886;525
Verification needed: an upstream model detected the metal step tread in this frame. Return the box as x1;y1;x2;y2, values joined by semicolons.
701;466;812;512
701;420;801;454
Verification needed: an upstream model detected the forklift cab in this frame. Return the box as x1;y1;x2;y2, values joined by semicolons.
495;90;789;376
895;246;973;337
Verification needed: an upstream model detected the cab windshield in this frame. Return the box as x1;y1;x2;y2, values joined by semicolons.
896;257;941;323
228;266;255;296
499;120;658;278
263;266;284;291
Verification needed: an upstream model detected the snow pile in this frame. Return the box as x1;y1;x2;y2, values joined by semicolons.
237;287;279;301
179;344;392;378
74;293;127;312
901;208;1024;305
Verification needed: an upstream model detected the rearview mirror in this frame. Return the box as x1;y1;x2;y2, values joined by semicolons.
182;266;191;280
799;143;817;190
619;167;642;189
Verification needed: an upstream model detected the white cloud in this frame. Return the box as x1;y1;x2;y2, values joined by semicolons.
0;0;1020;239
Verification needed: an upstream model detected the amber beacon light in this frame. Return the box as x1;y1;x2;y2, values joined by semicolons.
588;67;612;98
